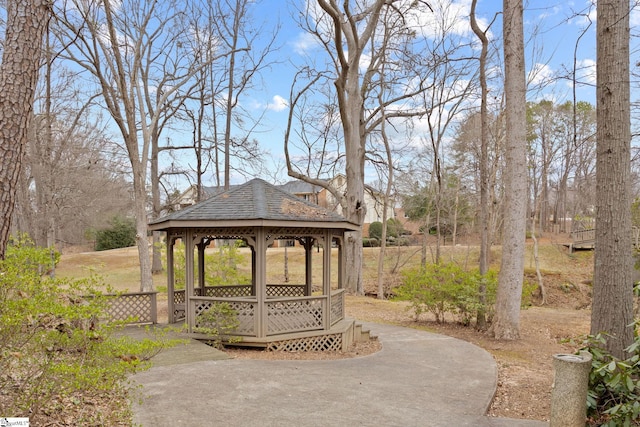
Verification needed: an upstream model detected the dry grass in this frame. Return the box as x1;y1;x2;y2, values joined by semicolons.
55;234;586;294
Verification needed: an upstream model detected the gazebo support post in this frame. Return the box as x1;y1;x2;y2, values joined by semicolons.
250;245;256;296
338;236;344;290
256;228;267;338
323;230;332;329
304;237;313;296
197;240;206;296
167;236;176;323
185;230;196;332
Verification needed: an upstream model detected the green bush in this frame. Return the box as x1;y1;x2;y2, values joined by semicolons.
94;216;136;251
369;219;408;241
0;235;171;424
362;237;380;247
387;218;409;237
394;262;497;325
194;302;241;348
583;325;640;427
369;221;383;240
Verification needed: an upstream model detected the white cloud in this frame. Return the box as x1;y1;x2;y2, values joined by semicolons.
574;58;596;86
403;0;492;40
267;95;288;112
291;32;319;55
528;63;555;87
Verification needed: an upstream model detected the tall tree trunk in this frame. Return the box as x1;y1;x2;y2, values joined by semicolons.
0;1;50;258
377;98;393;300
150;131;164;274
591;0;634;360
133;163;154;292
491;0;527;340
471;0;490;329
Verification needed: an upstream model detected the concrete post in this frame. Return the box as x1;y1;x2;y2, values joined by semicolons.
550;351;592;427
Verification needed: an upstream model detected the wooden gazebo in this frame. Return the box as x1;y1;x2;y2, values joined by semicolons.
149;178;362;351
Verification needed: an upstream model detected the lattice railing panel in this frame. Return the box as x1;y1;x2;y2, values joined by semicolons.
266;284;305;298
331;290;345;325
173;290;186;320
100;292;157;324
202;285;253;298
266;334;342;352
174;290;186;304
193;299;256;335
266;298;324;335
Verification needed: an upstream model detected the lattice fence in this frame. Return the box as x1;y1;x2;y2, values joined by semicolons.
193;299;256;335
266;284;305;298
98;292;157;324
266;333;342;352
266;298;324;335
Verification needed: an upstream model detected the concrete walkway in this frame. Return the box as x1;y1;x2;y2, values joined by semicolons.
130;323;549;427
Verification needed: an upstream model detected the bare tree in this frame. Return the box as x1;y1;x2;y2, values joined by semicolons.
0;1;51;258
287;0;435;294
470;0;493;328
56;0;221;291
491;0;527;340
591;0;634;359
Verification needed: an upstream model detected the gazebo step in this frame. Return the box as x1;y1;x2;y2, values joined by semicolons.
208;318;374;352
354;323;377;343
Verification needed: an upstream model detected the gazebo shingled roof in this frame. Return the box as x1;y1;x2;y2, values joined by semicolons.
149;178;357;230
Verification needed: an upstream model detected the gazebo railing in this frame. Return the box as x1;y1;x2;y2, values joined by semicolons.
330;289;345;325
193;297;258;336
265;296;326;335
189;293;336;337
181;284;343;337
173;284;307;321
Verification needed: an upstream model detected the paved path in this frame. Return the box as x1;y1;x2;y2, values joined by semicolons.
130;323;549;427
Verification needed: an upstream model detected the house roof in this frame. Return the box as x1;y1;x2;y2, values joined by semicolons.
279;180;324;195
150;178;358;231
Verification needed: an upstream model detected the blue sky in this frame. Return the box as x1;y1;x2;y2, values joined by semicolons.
69;0;626;191
227;0;611;186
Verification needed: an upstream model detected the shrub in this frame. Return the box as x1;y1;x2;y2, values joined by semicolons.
369;219;408;241
394;262;497;325
94;216;136;251
362;237;380;247
583;324;640;427
0;235;172;424
369;221;383;240
194;302;241;348
387;218;409;237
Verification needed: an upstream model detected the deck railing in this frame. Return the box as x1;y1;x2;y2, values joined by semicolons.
571;228;595;244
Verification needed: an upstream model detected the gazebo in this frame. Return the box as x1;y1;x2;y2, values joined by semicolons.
149;178;365;351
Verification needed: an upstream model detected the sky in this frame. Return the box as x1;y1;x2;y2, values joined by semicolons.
219;0;612;187
46;0;632;190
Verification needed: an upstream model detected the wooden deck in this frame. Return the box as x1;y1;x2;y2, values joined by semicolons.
568;226;640;252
